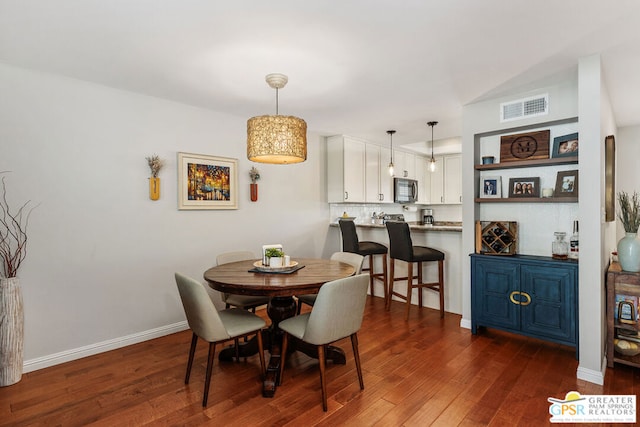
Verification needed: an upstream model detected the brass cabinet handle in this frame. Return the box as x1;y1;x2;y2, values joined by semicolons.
509;290;532;306
509;291;521;305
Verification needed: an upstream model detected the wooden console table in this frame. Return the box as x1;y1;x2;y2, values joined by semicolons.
606;262;640;368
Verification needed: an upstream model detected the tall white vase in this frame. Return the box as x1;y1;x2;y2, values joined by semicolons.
0;277;24;386
617;232;640;272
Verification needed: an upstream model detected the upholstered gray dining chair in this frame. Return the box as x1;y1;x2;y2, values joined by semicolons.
175;272;266;407
216;251;270;312
279;273;369;411
296;251;364;314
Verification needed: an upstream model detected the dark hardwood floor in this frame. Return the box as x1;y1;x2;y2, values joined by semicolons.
1;296;638;426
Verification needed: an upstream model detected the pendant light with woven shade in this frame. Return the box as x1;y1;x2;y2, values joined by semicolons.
247;74;307;164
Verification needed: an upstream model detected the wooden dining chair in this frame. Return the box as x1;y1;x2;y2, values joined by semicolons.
174;272;266;407
216;251;270;312
296;251;364;314
279;273;369;411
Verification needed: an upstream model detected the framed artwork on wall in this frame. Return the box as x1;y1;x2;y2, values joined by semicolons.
500;130;550;162
479;176;502;198
508;177;540;198
551;133;579;158
178;152;238;210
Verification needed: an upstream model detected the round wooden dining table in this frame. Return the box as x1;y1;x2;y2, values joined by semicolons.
203;257;355;397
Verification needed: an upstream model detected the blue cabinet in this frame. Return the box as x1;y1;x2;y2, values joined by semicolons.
471;254;578;349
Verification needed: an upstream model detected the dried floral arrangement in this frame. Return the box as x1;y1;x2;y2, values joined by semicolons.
0;172;37;278
249;167;261;184
618;191;640;233
145;155;165;178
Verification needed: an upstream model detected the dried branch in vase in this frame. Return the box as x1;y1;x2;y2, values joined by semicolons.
146;154;165;178
0;173;37;278
249;167;261;184
618;191;640;233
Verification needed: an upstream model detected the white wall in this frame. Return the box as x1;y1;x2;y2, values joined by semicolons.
575;54;612;384
616;124;640;240
0;63;331;369
477;121;579;255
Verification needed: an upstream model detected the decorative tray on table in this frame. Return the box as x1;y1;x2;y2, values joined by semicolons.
249;261;304;274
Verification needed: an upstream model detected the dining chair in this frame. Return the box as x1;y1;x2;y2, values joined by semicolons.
385;221;445;321
279;273;369;411
216;251;270;312
174;272;266;407
339;219;388;301
296;251;364;314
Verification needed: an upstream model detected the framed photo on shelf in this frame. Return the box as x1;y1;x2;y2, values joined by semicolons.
178;152;238;210
615;294;638;324
554;170;579;198
551;133;579;158
479;176;502;198
508;177;540;198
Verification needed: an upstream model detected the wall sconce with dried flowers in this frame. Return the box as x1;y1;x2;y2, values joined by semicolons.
249;167;260;202
146;154;165;200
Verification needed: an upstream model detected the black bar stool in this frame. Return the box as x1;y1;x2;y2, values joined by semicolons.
338;219;388;302
385;221;445;320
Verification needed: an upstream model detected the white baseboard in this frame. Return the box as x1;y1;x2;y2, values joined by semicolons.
459;317;472;329
576;360;606;385
23;321;189;373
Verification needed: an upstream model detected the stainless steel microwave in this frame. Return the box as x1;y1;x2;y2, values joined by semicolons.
394;178;418;203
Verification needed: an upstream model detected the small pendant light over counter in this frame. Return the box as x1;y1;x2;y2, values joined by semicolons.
428;121;438;172
247;73;307;164
387;130;396;176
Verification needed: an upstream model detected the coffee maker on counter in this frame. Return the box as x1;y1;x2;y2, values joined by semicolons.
422;209;434;226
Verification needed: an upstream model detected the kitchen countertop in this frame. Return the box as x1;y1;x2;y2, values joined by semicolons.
330;221;462;232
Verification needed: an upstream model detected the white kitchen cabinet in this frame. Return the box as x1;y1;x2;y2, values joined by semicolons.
393;150;416;179
423;154;461;205
425;156;444;204
415;155;428;204
327;135;366;203
443;154;462;204
379;151;394;203
365;144;393;203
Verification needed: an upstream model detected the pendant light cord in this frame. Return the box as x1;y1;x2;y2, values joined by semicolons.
387;130;396;176
427;121;438;172
387;130;396;163
428;121;438;161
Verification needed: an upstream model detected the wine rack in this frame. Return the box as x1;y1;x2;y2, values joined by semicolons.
475;221;518;255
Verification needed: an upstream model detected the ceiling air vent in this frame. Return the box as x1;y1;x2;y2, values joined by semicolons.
500;94;548;122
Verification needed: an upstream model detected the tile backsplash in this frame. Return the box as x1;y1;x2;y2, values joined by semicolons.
330;203;462;224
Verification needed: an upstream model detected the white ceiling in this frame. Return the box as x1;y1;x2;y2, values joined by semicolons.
1;0;639;153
